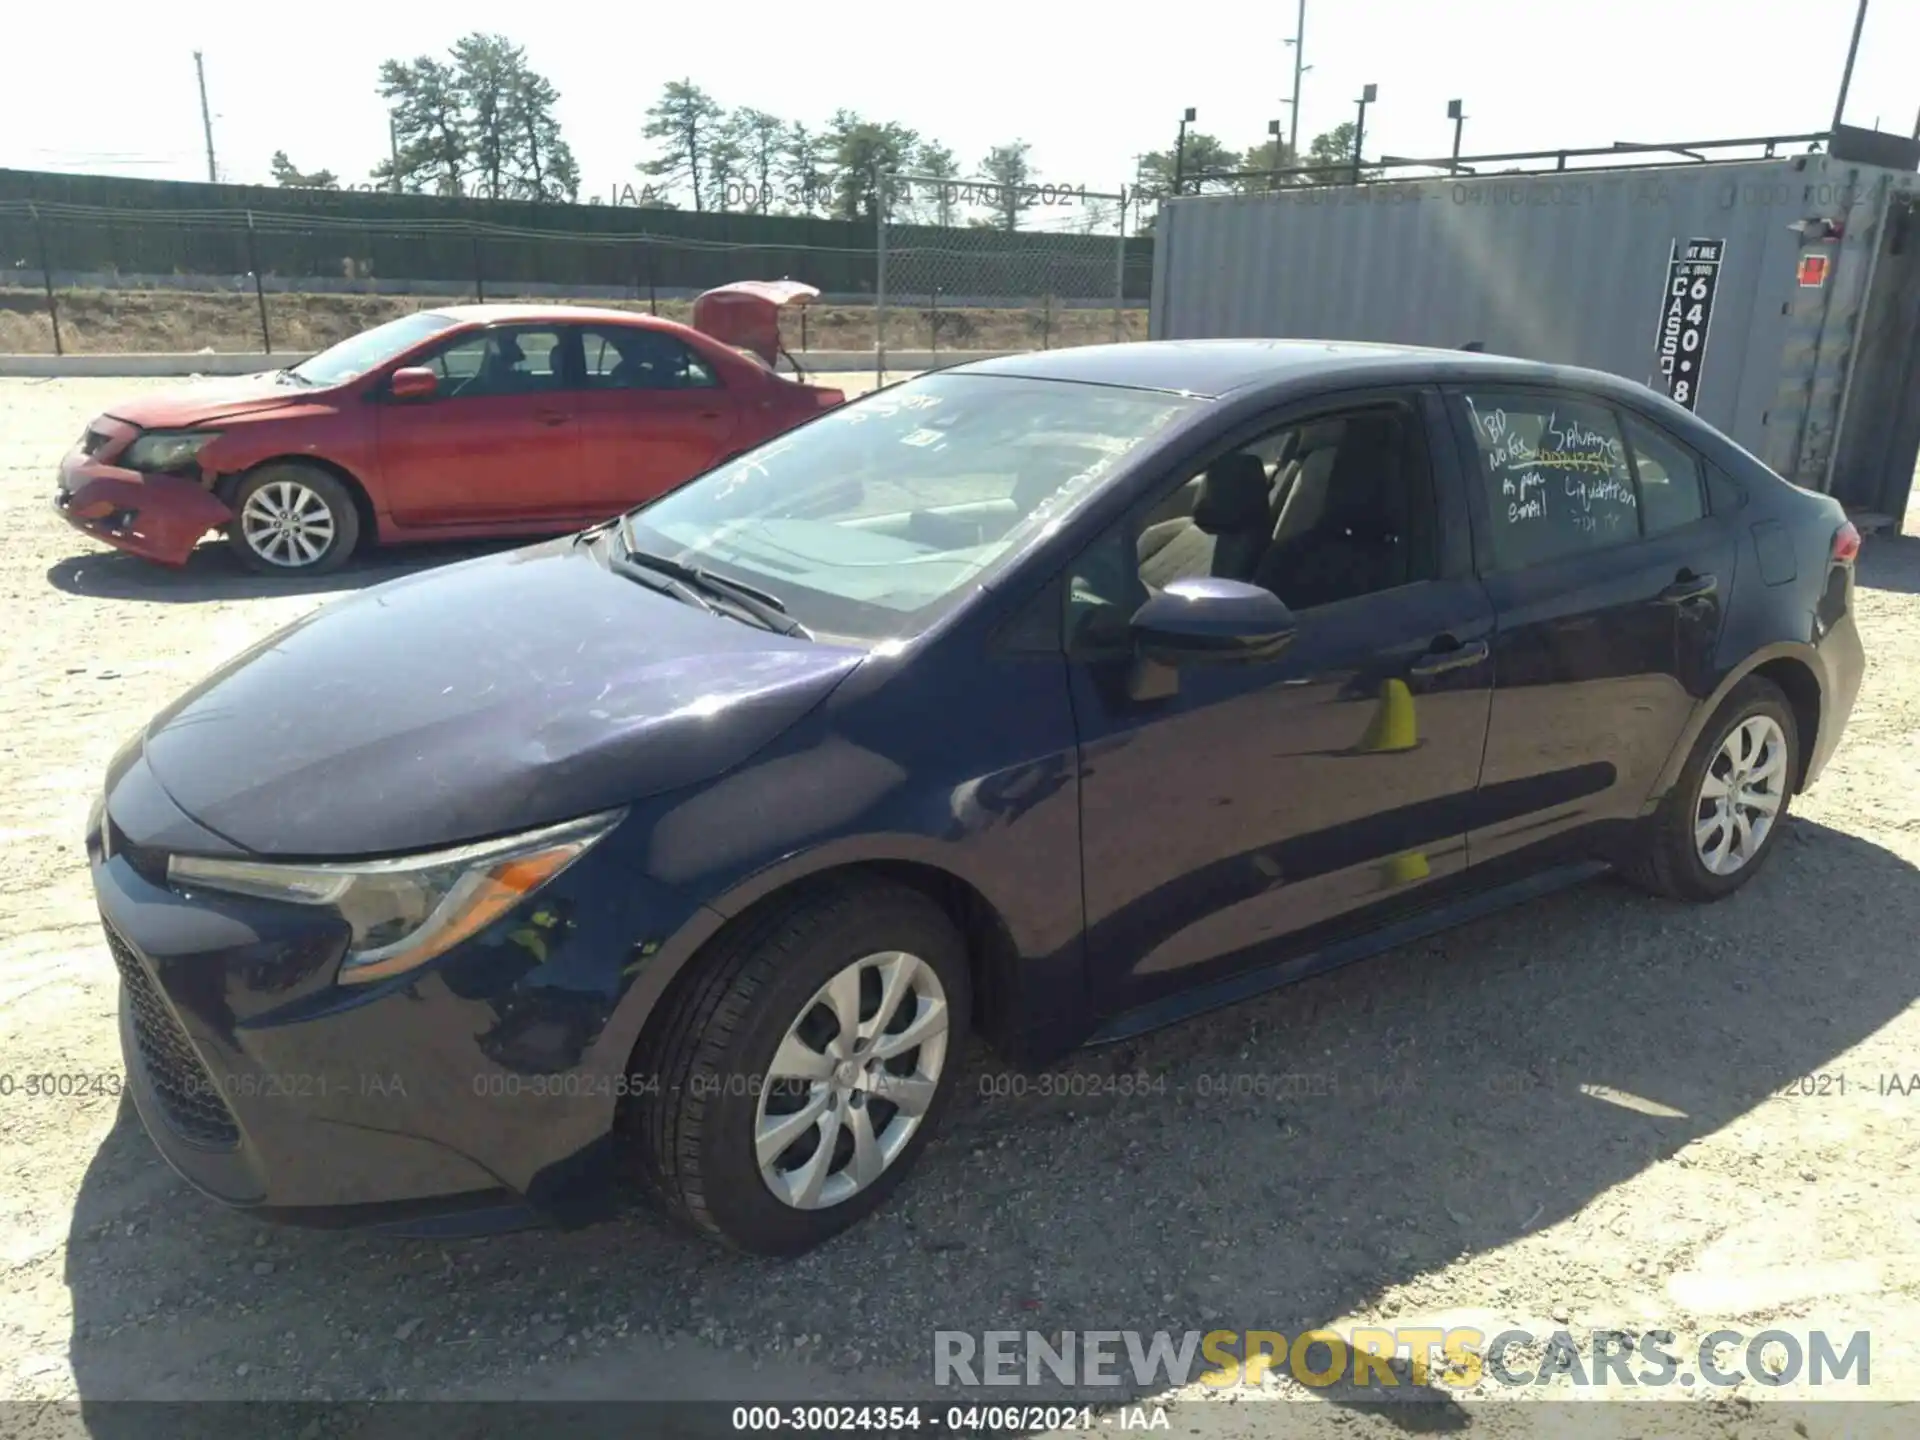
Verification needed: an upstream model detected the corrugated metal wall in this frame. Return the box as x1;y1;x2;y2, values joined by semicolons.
1152;156;1919;502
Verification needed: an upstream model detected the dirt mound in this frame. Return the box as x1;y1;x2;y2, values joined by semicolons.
0;287;1148;356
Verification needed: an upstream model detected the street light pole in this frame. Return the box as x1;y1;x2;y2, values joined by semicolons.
1174;107;1196;197
1285;0;1307;164
1268;119;1284;189
1352;84;1377;186
1830;0;1870;133
193;50;217;183
1447;99;1467;174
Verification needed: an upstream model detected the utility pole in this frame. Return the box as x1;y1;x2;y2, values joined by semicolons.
389;112;403;194
1353;84;1377;186
193;50;216;183
1448;99;1467;174
1830;0;1869;134
1174;107;1196;197
1284;0;1308;166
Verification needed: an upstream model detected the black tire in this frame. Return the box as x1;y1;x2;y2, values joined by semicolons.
225;463;360;575
1624;676;1800;902
630;879;971;1256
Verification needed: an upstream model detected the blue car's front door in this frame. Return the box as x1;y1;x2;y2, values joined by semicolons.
1063;391;1496;1016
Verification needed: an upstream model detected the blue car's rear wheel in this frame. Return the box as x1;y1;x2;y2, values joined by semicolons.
1626;676;1799;902
631;878;971;1255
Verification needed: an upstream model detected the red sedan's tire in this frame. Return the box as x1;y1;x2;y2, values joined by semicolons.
226;463;360;576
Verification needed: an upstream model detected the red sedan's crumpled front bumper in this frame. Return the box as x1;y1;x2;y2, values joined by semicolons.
54;422;232;566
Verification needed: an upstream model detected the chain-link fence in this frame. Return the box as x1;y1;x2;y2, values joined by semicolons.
875;175;1150;384
0;193;1152;363
0;199;887;358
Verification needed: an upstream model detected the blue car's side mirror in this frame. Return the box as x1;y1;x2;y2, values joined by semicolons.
1126;577;1298;699
1131;577;1298;662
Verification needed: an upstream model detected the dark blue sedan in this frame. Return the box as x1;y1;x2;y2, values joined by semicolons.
90;340;1865;1254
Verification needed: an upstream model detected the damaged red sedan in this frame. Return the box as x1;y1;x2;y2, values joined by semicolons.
54;297;845;575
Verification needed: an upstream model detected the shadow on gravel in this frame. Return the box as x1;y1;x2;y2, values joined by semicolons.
61;818;1920;1434
44;536;524;603
1856;532;1920;595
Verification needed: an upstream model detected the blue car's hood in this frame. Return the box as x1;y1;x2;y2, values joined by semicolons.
134;539;864;857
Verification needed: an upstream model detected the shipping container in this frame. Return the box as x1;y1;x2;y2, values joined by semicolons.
1151;152;1920;524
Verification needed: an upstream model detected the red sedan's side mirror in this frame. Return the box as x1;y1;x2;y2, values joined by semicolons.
389;367;439;401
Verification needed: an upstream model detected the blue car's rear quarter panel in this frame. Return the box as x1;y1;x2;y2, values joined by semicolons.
1737;469;1863;790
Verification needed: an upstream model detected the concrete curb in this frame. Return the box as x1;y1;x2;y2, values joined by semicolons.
0;349;1020;379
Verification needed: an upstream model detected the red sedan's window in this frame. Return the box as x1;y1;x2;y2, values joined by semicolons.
578;326;719;391
421;327;569;398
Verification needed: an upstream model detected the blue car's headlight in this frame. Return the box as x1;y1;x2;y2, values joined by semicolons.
166;810;624;983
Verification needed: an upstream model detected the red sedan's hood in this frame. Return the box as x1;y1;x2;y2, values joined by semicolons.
103;373;308;428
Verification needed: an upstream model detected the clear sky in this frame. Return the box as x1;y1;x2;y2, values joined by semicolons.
4;0;1915;198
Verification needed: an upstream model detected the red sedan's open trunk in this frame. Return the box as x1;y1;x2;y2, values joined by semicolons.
691;281;821;369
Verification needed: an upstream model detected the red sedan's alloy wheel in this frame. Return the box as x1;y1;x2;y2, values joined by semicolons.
227;464;360;575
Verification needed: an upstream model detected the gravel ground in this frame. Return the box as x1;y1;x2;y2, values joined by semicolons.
2;378;1918;1438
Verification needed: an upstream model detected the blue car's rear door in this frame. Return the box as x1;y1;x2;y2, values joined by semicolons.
1442;385;1739;872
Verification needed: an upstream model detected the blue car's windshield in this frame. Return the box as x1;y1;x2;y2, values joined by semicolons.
290;311;460;387
621;372;1198;643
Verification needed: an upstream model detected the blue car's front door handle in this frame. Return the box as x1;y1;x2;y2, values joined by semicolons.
1409;638;1489;678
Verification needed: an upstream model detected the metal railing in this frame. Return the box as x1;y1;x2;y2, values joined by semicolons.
1176;131;1835;194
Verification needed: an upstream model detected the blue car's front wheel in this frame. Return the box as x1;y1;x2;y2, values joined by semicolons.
630;877;972;1255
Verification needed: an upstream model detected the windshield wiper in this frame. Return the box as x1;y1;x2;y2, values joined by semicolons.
615;519;811;638
271;368;314;386
606;555;724;618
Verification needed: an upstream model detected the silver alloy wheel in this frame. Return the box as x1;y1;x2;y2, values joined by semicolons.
754;950;950;1210
1694;714;1788;876
239;479;337;568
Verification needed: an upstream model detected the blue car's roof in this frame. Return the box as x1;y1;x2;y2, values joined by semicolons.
957;339;1646;406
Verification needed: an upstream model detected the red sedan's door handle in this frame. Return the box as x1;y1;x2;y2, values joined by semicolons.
1658;571;1718;604
1409;637;1489;678
696;411;724;421
534;409;570;427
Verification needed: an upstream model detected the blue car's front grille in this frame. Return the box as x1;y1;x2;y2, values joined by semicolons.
107;923;240;1149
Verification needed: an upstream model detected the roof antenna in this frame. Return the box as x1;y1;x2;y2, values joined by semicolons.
1460;340;1486;352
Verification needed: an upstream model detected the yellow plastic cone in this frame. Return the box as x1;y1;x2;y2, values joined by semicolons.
1384;850;1431;885
1357;678;1418;753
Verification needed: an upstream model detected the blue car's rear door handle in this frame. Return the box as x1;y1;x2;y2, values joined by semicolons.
1658;571;1718;604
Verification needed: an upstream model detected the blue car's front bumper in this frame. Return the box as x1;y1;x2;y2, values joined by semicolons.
88;769;712;1235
